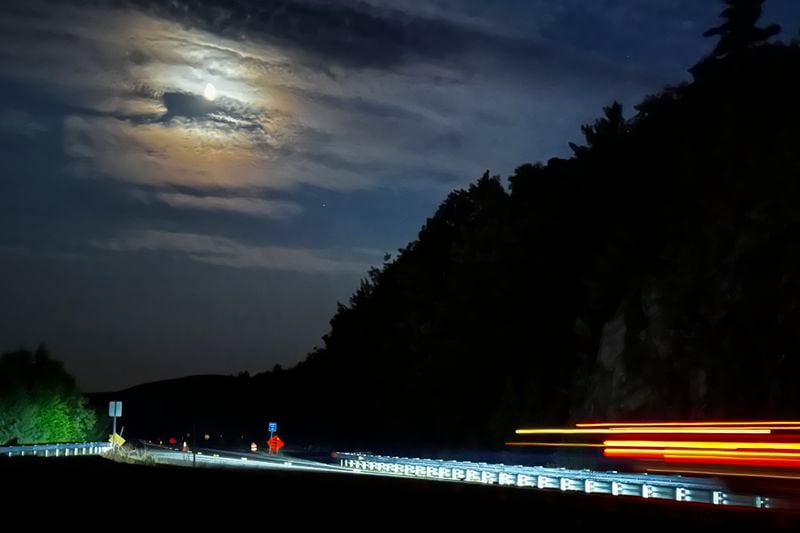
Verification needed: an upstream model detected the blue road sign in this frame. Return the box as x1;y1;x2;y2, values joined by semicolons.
268;422;277;433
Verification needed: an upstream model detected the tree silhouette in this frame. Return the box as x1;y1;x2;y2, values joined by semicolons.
569;101;627;156
703;0;780;58
271;22;800;443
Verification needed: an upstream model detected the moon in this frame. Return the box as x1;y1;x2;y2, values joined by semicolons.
203;82;217;101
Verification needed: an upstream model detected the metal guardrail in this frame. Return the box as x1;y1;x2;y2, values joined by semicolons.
0;442;112;458
337;453;775;510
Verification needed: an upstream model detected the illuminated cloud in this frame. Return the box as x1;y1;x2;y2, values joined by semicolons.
153;193;303;219
63;115;272;189
0;0;671;203
95;230;370;274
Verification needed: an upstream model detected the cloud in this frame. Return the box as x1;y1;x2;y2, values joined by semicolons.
63;114;270;189
95;230;369;274
160;92;218;121
0;244;33;257
1;0;727;217
0;110;48;137
122;0;471;70
118;0;669;87
153;192;303;219
62;112;378;191
1;0;671;203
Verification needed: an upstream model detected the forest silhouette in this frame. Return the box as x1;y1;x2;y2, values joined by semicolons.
264;0;800;447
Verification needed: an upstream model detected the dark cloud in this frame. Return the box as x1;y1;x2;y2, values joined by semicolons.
300;150;383;174
29;0;570;82
127;0;470;69
126;0;669;90
127;48;150;65
0;109;49;138
160;91;216;121
154;92;271;146
298;89;432;122
9;0;681;100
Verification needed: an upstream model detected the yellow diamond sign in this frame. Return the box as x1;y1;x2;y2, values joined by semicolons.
108;432;126;447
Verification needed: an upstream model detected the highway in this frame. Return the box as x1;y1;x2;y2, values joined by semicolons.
3;440;797;512
143;444;351;474
138;444;797;511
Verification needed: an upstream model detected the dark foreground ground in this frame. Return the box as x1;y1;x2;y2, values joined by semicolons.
1;457;799;529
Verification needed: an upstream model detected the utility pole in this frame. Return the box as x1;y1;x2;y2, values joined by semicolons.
192;420;197;467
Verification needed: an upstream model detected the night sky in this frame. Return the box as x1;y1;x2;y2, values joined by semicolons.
1;1;798;392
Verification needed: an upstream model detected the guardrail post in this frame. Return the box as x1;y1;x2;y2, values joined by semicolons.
498;472;514;485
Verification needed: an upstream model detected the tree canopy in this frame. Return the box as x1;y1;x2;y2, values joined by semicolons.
267;1;800;447
703;0;781;58
0;346;97;445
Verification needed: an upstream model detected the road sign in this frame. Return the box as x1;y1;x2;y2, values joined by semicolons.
108;401;122;417
108;401;122;450
268;435;284;453
268;422;277;433
108;433;126;447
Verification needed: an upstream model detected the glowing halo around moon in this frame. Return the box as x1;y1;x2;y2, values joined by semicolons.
203;82;217;101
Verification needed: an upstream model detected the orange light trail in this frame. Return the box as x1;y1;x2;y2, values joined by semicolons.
604;440;800;451
515;428;772;435
577;420;800;429
509;421;800;470
605;448;800;459
648;467;800;480
505;441;606;448
664;456;800;468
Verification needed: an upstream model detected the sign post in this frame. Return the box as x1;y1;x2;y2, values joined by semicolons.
268;422;277;454
108;401;123;451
